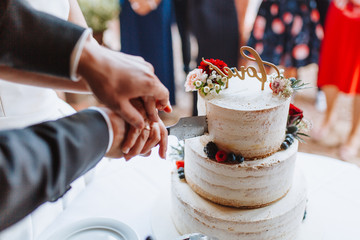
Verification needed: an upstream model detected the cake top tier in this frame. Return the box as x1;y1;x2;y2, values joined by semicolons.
184;46;310;159
185;46;305;103
203;75;288;111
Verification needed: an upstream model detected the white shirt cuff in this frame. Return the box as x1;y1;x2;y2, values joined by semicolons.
69;28;93;81
88;107;114;153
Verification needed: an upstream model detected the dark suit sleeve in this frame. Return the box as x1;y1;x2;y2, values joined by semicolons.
0;0;85;78
0;109;109;231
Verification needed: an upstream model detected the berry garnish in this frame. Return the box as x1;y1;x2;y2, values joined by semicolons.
281;142;289;150
176;160;184;169
285;137;294;145
286;134;294;142
215;150;227;162
286;133;294;138
287;125;298;134
179;172;185;180
289;77;297;84
177;167;184;174
204;141;218;159
236;155;245;163
227;152;237;163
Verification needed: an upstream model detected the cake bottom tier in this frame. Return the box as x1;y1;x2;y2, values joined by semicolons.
171;167;307;240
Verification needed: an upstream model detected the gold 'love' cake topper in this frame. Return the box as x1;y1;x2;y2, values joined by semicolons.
184;46;306;97
203;46;280;91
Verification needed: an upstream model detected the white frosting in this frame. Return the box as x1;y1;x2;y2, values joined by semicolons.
185;136;298;207
203;76;286;110
198;76;290;158
174;71;305;239
171;167;307;240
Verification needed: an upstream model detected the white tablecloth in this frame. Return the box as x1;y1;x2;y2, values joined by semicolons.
37;137;360;240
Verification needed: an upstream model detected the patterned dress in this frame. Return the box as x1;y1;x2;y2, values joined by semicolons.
248;0;324;68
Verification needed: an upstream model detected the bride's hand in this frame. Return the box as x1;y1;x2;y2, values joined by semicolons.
123;120;167;160
140;120;167;159
121;99;167;160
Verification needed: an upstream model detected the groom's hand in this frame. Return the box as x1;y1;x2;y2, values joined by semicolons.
78;37;171;129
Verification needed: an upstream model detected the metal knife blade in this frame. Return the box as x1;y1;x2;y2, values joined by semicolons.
166;116;207;140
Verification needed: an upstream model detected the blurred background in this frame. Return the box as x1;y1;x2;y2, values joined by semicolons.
71;0;360;165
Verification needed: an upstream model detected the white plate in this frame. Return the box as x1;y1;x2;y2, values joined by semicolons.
39;218;139;240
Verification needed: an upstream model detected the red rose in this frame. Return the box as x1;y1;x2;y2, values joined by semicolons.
198;58;228;75
176;160;184;169
288;103;303;125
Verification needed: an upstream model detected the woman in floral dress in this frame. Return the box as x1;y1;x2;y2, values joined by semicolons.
248;0;324;78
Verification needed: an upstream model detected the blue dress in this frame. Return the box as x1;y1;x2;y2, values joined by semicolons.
119;0;175;105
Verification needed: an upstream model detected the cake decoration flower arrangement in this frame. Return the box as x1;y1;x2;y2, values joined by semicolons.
185;46;309;97
269;70;309;98
185;58;229;96
281;103;312;149
168;141;186;179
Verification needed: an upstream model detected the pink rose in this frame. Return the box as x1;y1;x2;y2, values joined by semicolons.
185;68;203;92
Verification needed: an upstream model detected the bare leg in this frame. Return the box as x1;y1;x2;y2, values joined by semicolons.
235;0;250;46
313;85;339;140
340;94;360;160
322;85;339;127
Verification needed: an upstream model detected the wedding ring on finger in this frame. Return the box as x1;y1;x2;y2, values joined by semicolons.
144;122;151;131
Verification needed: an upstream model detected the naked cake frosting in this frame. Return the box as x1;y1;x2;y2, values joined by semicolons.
171;46;310;240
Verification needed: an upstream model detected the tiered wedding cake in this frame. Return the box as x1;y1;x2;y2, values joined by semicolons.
171;47;308;239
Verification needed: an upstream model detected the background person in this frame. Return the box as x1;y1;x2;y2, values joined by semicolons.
314;0;360;161
247;0;323;79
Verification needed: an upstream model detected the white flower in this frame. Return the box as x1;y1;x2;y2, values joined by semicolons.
212;70;217;75
282;87;294;98
207;79;213;85
195;80;202;87
279;70;285;78
208;83;214;89
215;84;220;90
203;86;210;93
200;73;208;82
298;119;312;133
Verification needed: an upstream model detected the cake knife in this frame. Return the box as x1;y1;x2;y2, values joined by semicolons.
166;116;208;140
